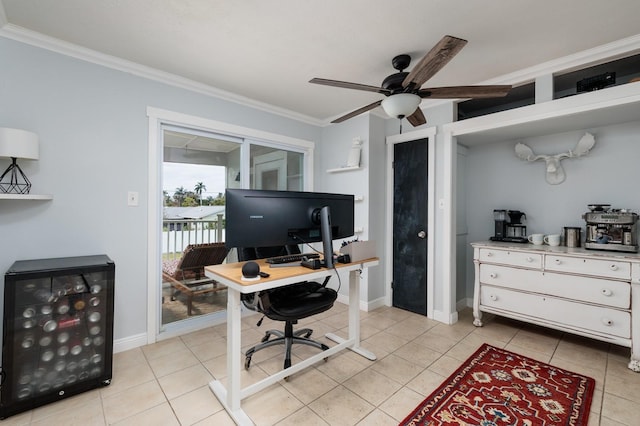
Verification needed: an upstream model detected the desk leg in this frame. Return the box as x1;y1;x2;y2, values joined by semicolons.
326;269;376;361
208;288;253;425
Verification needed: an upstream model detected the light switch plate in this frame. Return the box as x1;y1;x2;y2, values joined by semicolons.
128;191;139;206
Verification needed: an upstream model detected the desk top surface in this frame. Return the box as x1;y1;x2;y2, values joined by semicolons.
205;257;379;290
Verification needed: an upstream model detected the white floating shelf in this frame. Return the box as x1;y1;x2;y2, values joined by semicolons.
0;194;53;200
326;166;360;173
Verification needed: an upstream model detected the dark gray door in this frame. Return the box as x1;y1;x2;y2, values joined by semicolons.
392;138;428;315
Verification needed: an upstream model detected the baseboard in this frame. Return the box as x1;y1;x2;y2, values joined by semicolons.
336;294;387;312
457;297;473;311
365;296;387;312
433;309;459;325
113;332;147;354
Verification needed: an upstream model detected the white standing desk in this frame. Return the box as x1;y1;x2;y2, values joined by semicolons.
204;258;379;425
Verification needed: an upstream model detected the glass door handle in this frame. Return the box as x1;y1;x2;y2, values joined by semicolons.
417;230;426;239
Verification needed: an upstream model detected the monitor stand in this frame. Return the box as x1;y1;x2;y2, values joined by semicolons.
320;206;334;269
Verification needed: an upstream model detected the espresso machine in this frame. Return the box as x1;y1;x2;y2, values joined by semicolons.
490;209;528;243
583;204;638;252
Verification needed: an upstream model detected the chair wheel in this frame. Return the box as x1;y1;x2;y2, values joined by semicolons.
244;357;251;370
261;332;271;343
323;357;328;362
171;296;177;301
304;331;312;338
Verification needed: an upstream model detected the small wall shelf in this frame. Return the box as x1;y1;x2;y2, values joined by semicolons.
327;166;360;173
0;194;53;200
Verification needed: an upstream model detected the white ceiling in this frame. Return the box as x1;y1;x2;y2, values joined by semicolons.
2;0;640;124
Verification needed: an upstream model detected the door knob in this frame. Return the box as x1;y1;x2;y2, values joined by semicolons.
417;230;426;239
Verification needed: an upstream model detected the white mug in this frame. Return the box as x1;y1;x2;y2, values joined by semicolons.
544;234;561;246
528;234;544;245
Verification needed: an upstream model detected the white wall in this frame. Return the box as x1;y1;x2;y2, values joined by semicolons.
463;120;640;299
318;115;380;306
0;37;321;344
366;114;387;303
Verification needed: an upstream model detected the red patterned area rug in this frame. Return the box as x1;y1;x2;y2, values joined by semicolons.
400;343;595;426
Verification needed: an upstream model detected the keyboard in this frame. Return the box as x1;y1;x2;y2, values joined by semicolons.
266;253;320;266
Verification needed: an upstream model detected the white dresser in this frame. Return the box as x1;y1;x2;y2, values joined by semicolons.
471;241;640;372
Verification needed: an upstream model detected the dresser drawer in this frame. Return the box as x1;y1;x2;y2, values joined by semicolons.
545;255;630;279
632;263;640;285
479;265;630;309
478;248;542;269
480;286;631;338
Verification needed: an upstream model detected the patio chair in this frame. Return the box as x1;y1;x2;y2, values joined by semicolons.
162;242;229;315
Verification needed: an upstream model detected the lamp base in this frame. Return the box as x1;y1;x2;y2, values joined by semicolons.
0;158;32;194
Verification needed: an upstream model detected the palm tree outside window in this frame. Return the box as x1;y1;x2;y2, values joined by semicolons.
194;182;206;205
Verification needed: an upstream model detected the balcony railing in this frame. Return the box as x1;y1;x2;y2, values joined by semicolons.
162;214;225;260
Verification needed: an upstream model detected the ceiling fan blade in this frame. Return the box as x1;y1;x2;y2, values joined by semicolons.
418;85;512;99
406;108;426;127
310;78;390;95
402;35;468;89
332;100;383;123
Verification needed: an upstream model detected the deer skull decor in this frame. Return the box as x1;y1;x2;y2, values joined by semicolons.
514;132;595;185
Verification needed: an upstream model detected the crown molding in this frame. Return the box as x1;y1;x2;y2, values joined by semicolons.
482;33;640;86
419;33;640;111
0;23;324;127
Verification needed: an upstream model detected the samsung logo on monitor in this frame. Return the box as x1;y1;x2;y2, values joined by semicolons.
249;215;264;219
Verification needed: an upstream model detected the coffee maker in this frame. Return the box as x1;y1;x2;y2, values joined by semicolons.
490;209;528;243
583;205;638;252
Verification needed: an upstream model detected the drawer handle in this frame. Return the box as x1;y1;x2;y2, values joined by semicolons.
602;318;613;326
489;272;497;279
489;294;498;301
526;257;534;262
554;259;562;265
601;288;612;297
487;252;494;257
609;264;618;271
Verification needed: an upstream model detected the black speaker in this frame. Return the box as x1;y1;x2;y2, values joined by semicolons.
241;261;260;279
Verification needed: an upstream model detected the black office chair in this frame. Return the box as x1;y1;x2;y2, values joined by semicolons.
238;245;338;370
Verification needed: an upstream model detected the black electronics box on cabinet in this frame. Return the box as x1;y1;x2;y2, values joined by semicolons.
1;255;115;419
576;72;615;93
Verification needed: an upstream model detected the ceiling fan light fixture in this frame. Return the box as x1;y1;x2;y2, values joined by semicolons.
381;93;421;119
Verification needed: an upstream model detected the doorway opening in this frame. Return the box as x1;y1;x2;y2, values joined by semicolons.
161;127;240;327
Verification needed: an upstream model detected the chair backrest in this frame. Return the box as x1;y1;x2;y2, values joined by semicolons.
173;242;229;280
238;245;301;312
240;244;336;321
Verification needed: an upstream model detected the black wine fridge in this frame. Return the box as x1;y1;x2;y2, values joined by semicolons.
1;255;115;419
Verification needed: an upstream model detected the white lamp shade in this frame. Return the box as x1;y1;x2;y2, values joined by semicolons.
0;127;39;160
381;93;421;119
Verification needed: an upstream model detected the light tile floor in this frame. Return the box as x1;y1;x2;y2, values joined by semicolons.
3;305;640;425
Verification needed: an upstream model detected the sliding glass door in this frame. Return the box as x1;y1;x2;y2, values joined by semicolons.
160;127;241;328
158;127;308;332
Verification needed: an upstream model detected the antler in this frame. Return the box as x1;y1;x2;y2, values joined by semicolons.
554;132;596;161
514;142;545;161
570;132;595;157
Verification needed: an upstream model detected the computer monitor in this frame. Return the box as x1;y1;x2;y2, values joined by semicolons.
225;189;355;268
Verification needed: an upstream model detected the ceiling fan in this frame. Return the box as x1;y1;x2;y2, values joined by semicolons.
310;35;512;127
